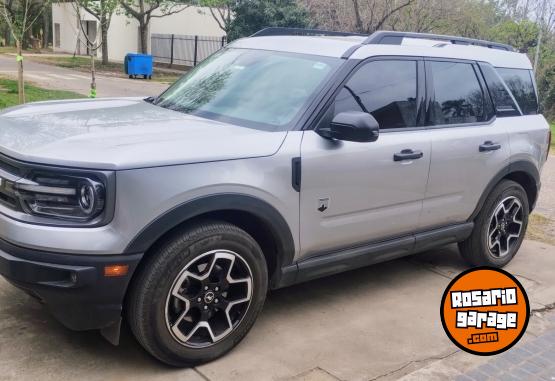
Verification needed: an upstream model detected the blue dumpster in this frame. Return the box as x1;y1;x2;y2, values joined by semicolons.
125;53;153;79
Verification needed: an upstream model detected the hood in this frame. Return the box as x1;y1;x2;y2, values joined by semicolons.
0;98;288;170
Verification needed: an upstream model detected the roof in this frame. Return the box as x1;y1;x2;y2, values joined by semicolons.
351;44;533;69
230;36;366;58
229;33;532;70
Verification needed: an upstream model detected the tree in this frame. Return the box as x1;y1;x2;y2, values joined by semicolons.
199;0;233;37
350;0;414;33
41;2;49;47
73;2;103;97
0;0;48;103
491;19;539;52
76;0;118;64
119;0;192;53
227;0;310;41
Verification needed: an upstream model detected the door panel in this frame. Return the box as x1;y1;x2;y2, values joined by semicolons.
420;122;510;228
298;58;430;259
299;130;431;258
420;60;510;228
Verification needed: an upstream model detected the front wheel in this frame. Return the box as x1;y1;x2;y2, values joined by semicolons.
126;221;268;366
459;180;529;267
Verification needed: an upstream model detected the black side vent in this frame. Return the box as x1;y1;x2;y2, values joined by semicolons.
292;157;301;192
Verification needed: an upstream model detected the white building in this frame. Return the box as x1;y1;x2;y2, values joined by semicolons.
52;3;225;62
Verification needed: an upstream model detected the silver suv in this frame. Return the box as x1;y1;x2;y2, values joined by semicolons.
0;29;550;366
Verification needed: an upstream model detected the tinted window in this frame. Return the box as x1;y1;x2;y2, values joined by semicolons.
496;68;538;115
479;63;519;116
429;61;486;125
334;60;418;129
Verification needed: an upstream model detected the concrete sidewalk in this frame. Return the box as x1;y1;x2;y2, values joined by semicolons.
1;238;554;381
0;55;168;98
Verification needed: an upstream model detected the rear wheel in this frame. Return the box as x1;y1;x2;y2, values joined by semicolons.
459;180;529;267
126;221;268;366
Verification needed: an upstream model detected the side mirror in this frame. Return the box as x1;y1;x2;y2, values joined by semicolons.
317;111;379;143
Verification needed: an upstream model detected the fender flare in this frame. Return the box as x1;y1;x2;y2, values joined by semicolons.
124;193;296;270
468;160;540;221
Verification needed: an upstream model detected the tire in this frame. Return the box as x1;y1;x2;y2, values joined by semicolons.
126;221;268;367
459;180;529;267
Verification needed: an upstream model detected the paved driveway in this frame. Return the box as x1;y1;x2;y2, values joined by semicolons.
1;239;554;381
0;55;168;98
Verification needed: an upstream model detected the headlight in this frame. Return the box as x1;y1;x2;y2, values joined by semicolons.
0;156;114;226
14;174;106;221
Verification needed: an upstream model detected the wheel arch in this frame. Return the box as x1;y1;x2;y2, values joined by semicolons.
469;160;540;221
124;193;296;288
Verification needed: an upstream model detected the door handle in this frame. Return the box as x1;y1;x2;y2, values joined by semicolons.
394;149;424;162
479;141;502;152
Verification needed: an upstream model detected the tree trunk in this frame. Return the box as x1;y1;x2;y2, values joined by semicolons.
90;47;96;98
16;40;25;104
139;18;148;54
352;0;364;33
22;31;29;50
42;9;50;48
3;28;10;47
101;16;109;64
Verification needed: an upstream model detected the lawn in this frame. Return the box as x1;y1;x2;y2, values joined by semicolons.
0;46;53;55
0;46;17;54
33;55;122;71
551;123;555;153
29;55;182;84
0;77;84;109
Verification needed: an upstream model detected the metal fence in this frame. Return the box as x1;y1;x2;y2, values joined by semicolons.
151;33;227;67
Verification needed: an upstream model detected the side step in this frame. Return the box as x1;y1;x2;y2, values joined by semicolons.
275;222;474;288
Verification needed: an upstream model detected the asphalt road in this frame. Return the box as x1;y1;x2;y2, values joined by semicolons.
0;54;168;98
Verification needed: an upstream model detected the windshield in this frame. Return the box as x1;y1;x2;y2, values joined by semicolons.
154;48;341;131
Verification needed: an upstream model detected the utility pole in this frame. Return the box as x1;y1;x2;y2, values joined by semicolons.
534;0;548;73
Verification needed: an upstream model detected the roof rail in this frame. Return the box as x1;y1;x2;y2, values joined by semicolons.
363;31;515;51
251;27;367;38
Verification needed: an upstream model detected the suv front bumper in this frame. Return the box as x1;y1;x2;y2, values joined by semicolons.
0;238;142;331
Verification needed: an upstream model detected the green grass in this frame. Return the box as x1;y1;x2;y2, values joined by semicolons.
30;55;182;84
31;55;122;71
0;77;84;109
0;46;53;54
550;123;555;153
0;46;17;54
527;213;555;246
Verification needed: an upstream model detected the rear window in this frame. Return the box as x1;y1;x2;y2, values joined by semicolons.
479;64;520;117
428;61;486;125
495;68;538;115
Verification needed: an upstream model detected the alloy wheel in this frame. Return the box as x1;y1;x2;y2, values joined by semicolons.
486;196;523;258
165;250;253;348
